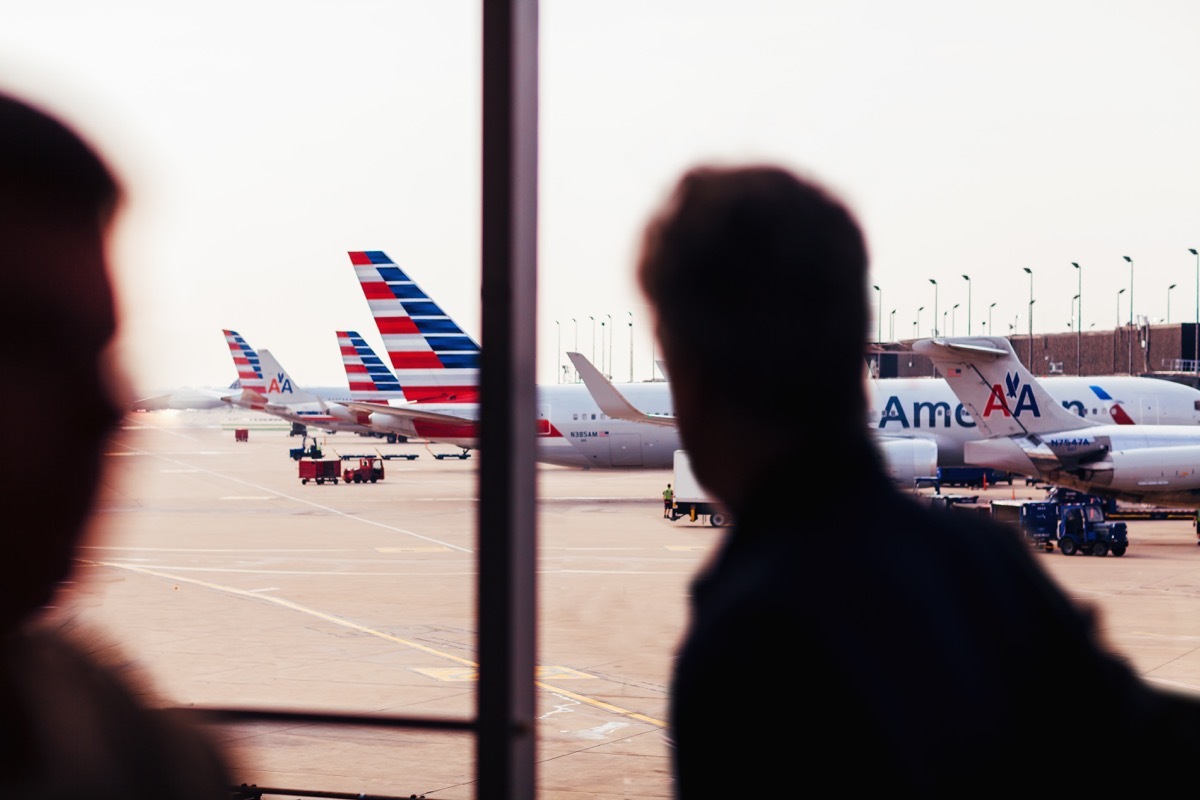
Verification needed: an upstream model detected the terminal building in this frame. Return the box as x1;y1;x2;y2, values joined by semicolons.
869;322;1200;388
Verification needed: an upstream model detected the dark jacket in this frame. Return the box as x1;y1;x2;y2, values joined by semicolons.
669;452;1200;795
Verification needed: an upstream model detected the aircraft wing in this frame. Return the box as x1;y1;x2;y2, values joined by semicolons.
344;401;478;426
566;351;677;428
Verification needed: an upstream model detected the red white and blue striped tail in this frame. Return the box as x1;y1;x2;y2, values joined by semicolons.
337;330;409;402
349;250;480;403
223;329;267;407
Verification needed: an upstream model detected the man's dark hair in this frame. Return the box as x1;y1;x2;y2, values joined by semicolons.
638;165;870;439
0;93;119;219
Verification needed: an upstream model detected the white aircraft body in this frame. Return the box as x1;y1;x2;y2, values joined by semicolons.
914;336;1200;508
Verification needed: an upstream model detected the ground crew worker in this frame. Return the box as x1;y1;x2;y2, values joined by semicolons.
663;483;674;518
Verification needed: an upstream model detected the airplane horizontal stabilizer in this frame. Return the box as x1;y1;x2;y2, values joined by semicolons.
912;336;1095;439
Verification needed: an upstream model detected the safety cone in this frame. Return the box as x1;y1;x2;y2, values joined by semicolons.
1011;489;1016;500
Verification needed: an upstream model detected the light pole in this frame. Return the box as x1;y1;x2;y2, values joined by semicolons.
929;279;938;336
555;320;561;383
916;306;924;339
1071;262;1082;375
1191;248;1199;375
599;320;606;376
627;311;633;382
1117;288;1125;328
605;313;613;378
1123;255;1133;375
961;274;971;335
589;315;596;363
989;301;997;336
889;309;896;342
1168;283;1178;324
1023;267;1033;367
873;284;882;343
952;303;960;336
571;318;578;381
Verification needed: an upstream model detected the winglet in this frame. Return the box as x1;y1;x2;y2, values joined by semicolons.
566;352;677;428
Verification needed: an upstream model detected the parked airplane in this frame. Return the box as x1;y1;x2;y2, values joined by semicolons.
913;336;1200;507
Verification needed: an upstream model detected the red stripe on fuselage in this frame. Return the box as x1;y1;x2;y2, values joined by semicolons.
1110;404;1136;425
413;420;479;439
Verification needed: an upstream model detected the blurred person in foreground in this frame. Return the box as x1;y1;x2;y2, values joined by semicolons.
0;90;234;798
637;164;1200;795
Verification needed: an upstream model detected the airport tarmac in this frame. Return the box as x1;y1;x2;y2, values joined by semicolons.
46;409;1200;799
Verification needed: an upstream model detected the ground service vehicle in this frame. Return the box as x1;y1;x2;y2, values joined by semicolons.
298;458;341;485
342;456;385;483
994;497;1128;556
290;436;324;461
936;466;1013;489
1018;501;1063;552
669;450;731;526
1055;503;1128;556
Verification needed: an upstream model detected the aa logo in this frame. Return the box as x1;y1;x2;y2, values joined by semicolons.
266;373;294;394
983;372;1039;418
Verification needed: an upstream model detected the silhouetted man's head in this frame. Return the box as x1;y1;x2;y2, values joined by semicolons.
0;93;124;631
638;165;869;507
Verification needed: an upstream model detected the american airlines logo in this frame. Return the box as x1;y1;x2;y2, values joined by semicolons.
877;391;1080;432
980;372;1040;419
266;373;294;394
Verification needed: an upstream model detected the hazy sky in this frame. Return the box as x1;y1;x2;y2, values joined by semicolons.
3;1;1200;392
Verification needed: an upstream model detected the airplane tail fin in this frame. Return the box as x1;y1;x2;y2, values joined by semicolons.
349;250;480;402
338;330;409;402
255;349;320;403
912;336;1095;438
223;329;268;408
224;329;265;394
